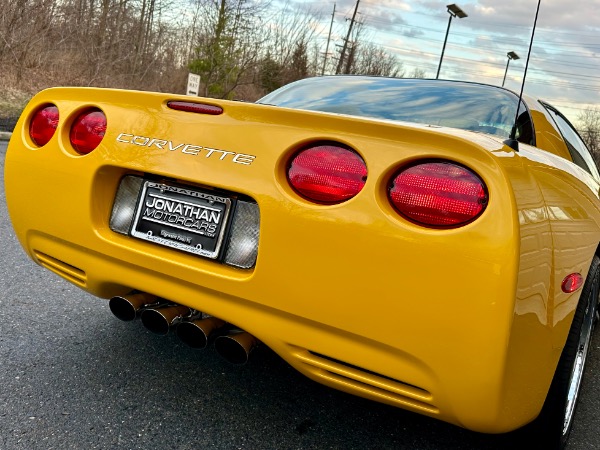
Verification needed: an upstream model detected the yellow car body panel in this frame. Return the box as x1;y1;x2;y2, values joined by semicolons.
5;85;600;434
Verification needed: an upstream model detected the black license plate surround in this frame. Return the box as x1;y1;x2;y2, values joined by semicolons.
130;180;232;259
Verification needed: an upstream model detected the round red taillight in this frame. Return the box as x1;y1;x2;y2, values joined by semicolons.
70;109;107;154
287;144;367;204
562;273;583;293
30;105;59;147
388;161;488;228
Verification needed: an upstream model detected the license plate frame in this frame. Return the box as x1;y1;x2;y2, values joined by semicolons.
130;181;232;259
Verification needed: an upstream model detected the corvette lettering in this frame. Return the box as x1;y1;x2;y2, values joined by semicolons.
116;133;256;165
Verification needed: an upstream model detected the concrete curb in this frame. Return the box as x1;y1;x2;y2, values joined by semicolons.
0;131;12;141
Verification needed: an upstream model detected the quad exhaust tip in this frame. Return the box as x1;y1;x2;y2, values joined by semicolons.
214;331;259;365
140;304;192;335
109;293;159;321
176;316;226;349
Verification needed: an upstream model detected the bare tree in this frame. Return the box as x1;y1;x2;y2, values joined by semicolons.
333;20;403;78
253;4;321;95
578;107;600;164
408;67;427;78
0;0;188;92
188;0;271;98
349;42;404;77
0;0;57;82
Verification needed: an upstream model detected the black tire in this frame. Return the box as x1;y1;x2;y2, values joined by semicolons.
525;255;600;449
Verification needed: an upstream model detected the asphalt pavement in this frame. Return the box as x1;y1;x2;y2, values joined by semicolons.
1;138;600;449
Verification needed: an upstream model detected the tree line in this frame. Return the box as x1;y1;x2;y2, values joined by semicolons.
0;0;410;101
577;107;600;161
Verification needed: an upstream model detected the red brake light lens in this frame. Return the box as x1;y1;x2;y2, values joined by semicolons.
70;108;107;155
287;144;367;204
388;161;488;228
167;101;223;115
30;105;59;146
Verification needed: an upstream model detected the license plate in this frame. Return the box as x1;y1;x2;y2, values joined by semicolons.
131;181;232;259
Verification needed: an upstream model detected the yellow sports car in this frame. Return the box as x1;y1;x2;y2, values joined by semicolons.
5;76;600;449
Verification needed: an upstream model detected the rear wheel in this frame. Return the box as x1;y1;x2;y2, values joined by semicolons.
527;255;599;449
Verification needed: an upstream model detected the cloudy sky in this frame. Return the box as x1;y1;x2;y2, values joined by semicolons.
284;0;600;123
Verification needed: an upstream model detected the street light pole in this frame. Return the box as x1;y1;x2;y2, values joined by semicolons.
502;51;520;87
436;4;467;79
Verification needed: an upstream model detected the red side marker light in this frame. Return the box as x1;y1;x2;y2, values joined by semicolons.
562;273;583;293
30;105;59;147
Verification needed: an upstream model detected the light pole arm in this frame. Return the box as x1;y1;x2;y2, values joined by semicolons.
502;58;511;87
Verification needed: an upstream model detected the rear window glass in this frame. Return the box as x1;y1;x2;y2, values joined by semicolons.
259;77;527;140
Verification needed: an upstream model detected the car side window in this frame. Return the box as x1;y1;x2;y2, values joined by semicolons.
515;104;535;146
544;104;600;180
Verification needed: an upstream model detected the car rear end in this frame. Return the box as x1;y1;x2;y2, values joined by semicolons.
5;87;543;432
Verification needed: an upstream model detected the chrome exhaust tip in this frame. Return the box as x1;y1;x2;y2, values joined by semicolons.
141;304;191;335
109;293;158;321
176;316;226;349
214;331;258;365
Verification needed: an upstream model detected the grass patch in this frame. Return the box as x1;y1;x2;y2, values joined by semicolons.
0;87;31;118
